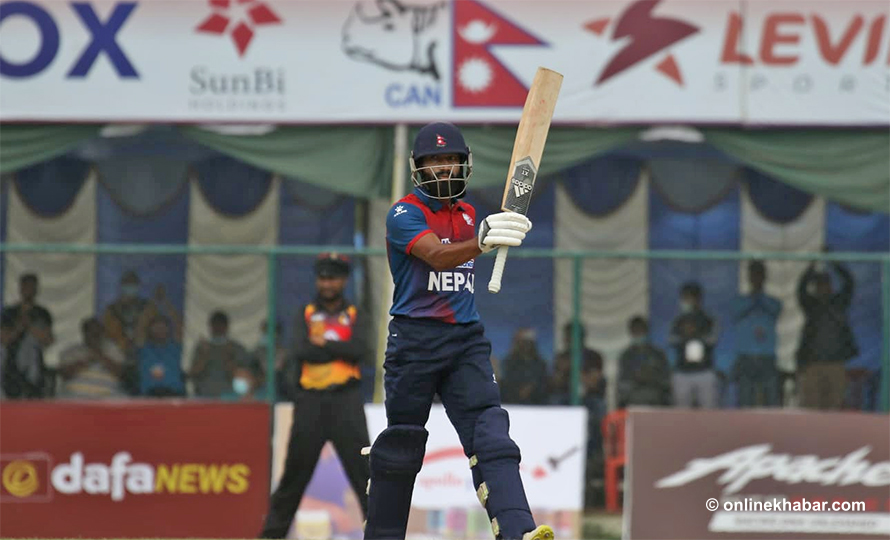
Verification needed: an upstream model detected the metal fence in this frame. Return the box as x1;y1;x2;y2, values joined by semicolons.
1;242;887;412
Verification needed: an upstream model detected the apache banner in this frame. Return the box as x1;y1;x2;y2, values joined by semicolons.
625;408;890;540
0;0;887;125
0;401;271;538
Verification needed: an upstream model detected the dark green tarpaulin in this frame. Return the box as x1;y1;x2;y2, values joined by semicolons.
1;123;887;212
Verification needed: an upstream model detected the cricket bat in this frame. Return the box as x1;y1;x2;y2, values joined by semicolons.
488;67;563;294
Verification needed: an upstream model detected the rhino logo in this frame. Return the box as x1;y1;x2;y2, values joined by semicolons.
342;0;447;80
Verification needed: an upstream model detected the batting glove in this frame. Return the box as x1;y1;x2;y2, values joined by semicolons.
478;211;533;253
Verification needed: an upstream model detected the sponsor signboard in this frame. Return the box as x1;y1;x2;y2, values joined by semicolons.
0;0;887;124
625;408;890;540
271;403;587;539
0;401;271;538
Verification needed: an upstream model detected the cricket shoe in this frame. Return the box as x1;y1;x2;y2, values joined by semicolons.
522;524;554;540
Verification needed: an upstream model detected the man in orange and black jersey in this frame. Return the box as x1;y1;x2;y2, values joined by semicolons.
260;253;371;538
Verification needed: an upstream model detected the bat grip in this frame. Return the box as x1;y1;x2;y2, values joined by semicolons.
488;246;509;294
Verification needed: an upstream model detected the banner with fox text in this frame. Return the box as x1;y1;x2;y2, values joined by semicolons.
0;0;887;125
0;401;271;538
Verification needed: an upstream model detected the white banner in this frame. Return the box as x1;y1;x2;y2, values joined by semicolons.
271;403;587;539
364;404;588;511
1;0;887;124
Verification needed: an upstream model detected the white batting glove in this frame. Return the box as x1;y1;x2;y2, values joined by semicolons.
478;211;533;253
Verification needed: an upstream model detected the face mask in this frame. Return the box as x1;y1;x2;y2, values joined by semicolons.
680;301;694;314
232;377;250;395
121;284;140;298
210;336;228;346
631;336;647;346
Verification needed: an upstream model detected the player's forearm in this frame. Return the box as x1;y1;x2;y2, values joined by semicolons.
421;238;482;271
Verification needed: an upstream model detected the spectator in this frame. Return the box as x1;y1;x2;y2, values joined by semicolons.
103;271;157;361
669;282;719;408
188;310;249;398
249;319;292;401
1;274;52;399
220;366;266;402
500;328;549;405
732;261;782;408
57;318;125;399
795;261;857;410
550;322;605;405
617;316;672;408
137;315;185;397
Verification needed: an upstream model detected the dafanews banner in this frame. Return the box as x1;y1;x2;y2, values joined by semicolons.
625;408;890;540
0;0;887;124
270;404;587;540
0;401;270;538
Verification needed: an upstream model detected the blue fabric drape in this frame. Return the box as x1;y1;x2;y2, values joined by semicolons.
14;157;91;217
95;181;190;317
561;156;641;217
649;160;739;213
468;180;555;364
744;168;813;224
193;157;274;217
95;158;190;216
825;204;889;375
648;186;741;384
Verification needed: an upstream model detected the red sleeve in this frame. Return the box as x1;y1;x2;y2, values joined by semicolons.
406;229;434;254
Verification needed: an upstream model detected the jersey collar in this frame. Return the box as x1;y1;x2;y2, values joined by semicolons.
413;187;464;213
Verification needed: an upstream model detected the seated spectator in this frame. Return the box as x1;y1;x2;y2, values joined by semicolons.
500;328;549;405
617;316;672;408
137;315;185;397
796;260;857;410
189;310;249;398
670;282;719;408
249;319;291;401
103;270;157;361
1;274;52;399
58;318;125;398
220;366;267;402
550;322;605;405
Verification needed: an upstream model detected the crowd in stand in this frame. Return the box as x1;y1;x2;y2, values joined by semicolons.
0;259;866;409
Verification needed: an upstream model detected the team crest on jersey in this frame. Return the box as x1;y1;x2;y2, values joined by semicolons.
462;213;473;226
394;205;407;217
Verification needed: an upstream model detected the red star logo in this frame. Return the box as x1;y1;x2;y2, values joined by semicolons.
196;0;282;57
585;0;699;87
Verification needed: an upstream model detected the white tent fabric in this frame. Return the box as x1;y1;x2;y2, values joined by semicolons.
554;171;649;410
739;184;825;404
3;172;97;369
182;177;280;373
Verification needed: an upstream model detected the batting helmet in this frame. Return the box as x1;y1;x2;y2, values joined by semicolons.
409;122;473;200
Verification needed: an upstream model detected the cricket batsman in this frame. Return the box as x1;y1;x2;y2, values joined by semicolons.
363;122;553;540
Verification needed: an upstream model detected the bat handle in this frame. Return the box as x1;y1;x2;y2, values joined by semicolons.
488;246;509;294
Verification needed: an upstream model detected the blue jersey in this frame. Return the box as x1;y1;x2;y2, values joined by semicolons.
386;189;479;323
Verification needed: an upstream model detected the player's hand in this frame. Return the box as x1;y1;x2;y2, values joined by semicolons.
478;212;532;253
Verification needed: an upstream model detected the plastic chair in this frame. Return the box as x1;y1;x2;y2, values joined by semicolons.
601;409;628;512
